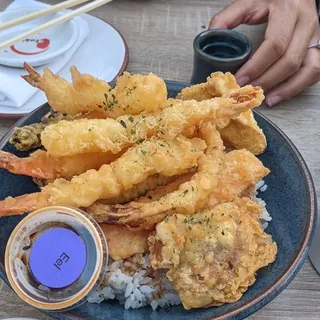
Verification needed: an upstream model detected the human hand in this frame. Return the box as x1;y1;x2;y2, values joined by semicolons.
209;0;320;106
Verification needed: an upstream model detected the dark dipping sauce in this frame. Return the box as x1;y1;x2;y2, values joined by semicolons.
202;42;243;59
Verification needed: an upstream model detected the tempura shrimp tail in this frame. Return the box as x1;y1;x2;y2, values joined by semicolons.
22;63;111;115
0;193;49;217
0;150;126;180
21;63;43;90
0;150;57;180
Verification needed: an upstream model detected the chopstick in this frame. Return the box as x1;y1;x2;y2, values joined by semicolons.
0;0;113;50
0;0;90;32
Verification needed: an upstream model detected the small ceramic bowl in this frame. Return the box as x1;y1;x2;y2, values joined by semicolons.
0;7;80;68
191;29;252;84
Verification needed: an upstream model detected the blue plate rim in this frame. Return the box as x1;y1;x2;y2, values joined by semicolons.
0;80;317;320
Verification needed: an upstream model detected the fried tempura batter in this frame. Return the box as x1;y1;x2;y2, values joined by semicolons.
100;224;150;260
41;85;264;157
148;198;277;309
41;118;130;157
86;149;269;229
88;122;224;228
0;136;206;215
0;149;125;180
206;149;270;208
219;110;267;155
101;174;182;205
9;111;107;152
105;72;168;118
22;63;110;115
22;64;167;117
87;172;195;231
178;72;267;155
177;72;239;101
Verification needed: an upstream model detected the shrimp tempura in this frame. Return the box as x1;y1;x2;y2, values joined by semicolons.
0;149;124;180
0;135;206;216
22;64;167;117
41;85;264;157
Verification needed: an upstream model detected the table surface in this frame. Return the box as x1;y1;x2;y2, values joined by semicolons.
0;0;320;319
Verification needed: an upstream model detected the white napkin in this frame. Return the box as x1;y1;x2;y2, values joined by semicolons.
0;0;89;109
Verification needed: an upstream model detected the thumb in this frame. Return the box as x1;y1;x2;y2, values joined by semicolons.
209;0;248;29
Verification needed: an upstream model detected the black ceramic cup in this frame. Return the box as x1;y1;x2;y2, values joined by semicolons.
191;29;252;84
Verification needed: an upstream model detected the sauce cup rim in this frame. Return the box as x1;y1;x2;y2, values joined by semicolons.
193;28;252;63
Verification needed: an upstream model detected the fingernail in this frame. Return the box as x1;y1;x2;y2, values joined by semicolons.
236;76;250;86
265;95;281;107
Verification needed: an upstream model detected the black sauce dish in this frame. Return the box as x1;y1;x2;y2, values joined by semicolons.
191;29;252;84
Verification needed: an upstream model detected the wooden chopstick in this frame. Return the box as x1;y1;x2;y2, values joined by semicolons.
0;0;90;32
0;0;113;50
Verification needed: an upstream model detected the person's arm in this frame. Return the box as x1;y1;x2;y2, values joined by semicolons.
209;0;320;107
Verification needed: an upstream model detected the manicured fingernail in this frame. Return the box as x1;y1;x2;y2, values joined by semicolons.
236;76;250;86
265;95;281;107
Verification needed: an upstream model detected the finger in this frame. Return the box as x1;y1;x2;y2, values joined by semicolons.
265;51;320;106
209;0;250;29
251;14;317;91
235;5;298;86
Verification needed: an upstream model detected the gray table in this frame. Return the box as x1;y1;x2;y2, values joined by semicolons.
0;1;320;319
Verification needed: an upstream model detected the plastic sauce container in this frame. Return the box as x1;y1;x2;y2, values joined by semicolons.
5;206;108;311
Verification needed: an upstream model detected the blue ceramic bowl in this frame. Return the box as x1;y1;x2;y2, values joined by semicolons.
0;81;317;320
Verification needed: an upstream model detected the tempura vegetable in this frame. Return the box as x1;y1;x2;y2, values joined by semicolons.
149;198;277;309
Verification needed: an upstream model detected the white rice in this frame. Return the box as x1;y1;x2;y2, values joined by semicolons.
89;180;271;310
88;253;181;310
255;180;272;229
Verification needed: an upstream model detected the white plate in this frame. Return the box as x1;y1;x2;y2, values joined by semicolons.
0;14;128;119
0;7;80;67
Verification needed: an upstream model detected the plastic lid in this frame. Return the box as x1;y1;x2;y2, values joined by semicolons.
5;206;108;311
29;228;86;289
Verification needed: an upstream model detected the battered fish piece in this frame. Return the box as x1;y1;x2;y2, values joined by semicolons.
22;64;167;117
41;85;264;157
207;149;270;208
219;110;267;155
0;136;206;216
149;198;277;309
100;224;150;260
